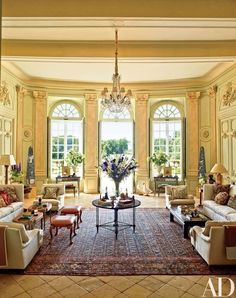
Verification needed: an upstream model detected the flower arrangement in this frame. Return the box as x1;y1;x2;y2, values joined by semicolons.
10;163;24;183
100;154;138;195
100;155;137;182
149;151;168;167
66;149;84;167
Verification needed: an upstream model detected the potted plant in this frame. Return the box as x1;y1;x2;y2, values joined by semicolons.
66;149;84;175
149;152;168;175
10;163;24;183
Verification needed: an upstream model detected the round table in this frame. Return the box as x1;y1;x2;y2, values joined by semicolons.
92;198;141;239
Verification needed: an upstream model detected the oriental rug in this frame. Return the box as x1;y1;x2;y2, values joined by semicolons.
24;208;236;276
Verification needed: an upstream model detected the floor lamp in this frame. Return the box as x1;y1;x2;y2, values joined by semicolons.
0;154;16;184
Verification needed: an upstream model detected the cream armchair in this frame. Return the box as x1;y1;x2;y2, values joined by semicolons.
0;222;43;269
190;221;236;265
165;185;195;209
33;183;65;211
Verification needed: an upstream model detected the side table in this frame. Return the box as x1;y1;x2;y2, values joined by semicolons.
28;203;52;230
14;212;44;230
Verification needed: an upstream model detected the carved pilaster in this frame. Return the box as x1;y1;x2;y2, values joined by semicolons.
186;91;201;193
222;82;236;106
135;94;149;191
207;85;218;167
15;85;27;164
84;93;98;193
33;91;48;183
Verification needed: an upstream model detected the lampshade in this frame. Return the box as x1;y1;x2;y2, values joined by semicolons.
210;163;228;174
0;154;16;166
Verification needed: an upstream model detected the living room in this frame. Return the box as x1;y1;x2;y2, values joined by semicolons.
1;0;236;297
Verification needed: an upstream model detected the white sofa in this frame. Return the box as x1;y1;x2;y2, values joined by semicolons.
0;222;43;269
33;183;65;211
202;184;236;220
0;184;24;222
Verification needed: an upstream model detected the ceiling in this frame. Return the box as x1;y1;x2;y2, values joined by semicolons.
2;15;236;84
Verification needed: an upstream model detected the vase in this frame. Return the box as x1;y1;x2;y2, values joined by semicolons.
72;166;77;175
114;180;120;197
156;165;162;176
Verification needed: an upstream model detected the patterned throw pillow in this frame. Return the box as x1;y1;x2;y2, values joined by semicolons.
212;184;230;199
171;186;187;199
0;186;19;202
227;195;236;210
0;195;7;207
214;191;229;205
43;187;59;199
0;191;12;205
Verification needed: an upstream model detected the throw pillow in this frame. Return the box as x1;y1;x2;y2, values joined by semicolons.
0;191;12;205
43;187;59;199
214;192;229;205
171;186;187;199
0;195;7;207
227;195;236;210
5;186;19;202
212;184;230;199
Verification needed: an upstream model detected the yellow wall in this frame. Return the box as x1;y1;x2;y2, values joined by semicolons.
1;64;236;193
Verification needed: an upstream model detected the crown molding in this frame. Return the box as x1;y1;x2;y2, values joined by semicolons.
3;0;236;18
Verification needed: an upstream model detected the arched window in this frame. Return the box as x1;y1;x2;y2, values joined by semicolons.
49;102;83;178
152;103;183;178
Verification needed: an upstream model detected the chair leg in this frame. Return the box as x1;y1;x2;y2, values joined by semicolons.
69;225;73;245
79;209;83;223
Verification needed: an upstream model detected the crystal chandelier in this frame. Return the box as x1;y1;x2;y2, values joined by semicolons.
101;30;132;114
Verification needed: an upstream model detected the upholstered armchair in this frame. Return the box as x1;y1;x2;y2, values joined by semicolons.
165;185;195;209
33;183;65;211
0;222;43;269
190;221;236;265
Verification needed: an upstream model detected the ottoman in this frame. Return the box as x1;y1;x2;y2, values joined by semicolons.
60;206;82;229
50;214;76;245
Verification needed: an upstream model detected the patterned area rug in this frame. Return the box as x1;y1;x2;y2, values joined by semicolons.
24;208;236;276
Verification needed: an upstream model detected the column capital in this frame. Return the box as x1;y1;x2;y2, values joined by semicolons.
135;93;149;102
207;85;218;99
186;91;201;100
32;90;48;102
16;85;27;96
85;93;98;102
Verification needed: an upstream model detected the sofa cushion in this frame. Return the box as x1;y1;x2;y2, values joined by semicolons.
0;207;14;219
10;202;24;212
0;222;29;243
202;220;236;236
212;184;230;199
228;195;236;210
171;186;187;199
214;192;229;205
43;187;59;199
203;200;219;211
227;213;236;221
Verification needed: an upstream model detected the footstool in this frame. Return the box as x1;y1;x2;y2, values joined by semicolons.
60;205;82;229
50;214;76;245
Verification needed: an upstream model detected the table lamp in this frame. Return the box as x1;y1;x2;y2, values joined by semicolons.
0;154;16;184
210;163;228;185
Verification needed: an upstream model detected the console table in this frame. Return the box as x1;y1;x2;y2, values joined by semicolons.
154;176;178;196
56;176;80;194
